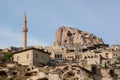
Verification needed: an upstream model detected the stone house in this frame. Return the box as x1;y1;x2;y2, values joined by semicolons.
99;48;119;65
80;47;120;69
81;51;100;65
46;46;78;63
46;45;120;69
13;48;50;66
79;51;100;70
45;46;65;63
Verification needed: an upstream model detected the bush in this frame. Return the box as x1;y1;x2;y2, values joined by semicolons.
4;52;13;61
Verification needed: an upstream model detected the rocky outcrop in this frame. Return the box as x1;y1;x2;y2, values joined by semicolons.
101;69;114;80
54;26;104;47
93;69;114;80
26;64;93;80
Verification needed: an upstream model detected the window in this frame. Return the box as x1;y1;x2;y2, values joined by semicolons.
17;56;19;61
91;56;93;58
27;68;30;71
27;54;29;59
60;54;62;58
55;54;57;58
84;56;87;59
106;53;109;58
58;54;60;58
35;53;38;58
113;54;115;56
88;56;90;58
55;54;62;58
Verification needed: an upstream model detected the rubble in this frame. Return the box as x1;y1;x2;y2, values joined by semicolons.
26;64;93;80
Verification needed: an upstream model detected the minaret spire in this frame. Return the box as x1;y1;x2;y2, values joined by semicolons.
22;13;28;49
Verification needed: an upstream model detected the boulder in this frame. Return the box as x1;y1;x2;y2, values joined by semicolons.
37;72;49;79
48;73;61;80
101;69;113;80
6;63;16;68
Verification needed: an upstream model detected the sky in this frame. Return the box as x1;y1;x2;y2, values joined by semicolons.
0;0;120;49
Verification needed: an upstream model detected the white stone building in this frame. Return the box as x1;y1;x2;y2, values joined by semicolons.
13;48;50;66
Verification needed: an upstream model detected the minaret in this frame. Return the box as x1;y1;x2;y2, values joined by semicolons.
22;13;28;49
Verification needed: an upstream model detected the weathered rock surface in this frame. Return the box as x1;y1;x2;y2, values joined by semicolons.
27;64;93;80
101;69;114;80
93;69;115;80
54;26;104;47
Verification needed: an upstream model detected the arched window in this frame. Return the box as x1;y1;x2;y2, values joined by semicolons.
55;54;57;58
57;54;59;58
113;54;115;56
84;56;87;59
91;56;93;58
88;56;90;58
60;54;62;58
58;54;60;58
55;54;62;58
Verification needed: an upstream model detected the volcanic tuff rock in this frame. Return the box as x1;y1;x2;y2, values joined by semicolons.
54;26;104;47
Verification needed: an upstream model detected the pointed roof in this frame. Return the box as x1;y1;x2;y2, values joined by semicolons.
24;12;27;22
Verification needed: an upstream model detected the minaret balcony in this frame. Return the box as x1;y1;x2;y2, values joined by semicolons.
22;29;28;32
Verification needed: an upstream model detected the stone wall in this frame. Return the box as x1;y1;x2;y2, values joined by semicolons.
13;50;33;65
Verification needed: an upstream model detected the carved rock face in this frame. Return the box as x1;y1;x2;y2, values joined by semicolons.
53;26;104;47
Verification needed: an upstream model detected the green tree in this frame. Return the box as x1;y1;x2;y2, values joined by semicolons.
4;52;13;62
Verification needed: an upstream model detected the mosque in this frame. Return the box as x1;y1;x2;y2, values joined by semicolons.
13;14;50;66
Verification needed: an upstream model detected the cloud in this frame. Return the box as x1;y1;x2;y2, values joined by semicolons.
0;25;22;48
28;36;48;47
0;25;48;49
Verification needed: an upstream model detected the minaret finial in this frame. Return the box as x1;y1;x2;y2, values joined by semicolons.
24;12;27;23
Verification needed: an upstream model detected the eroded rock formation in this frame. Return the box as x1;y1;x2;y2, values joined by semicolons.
54;26;104;47
27;64;93;80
